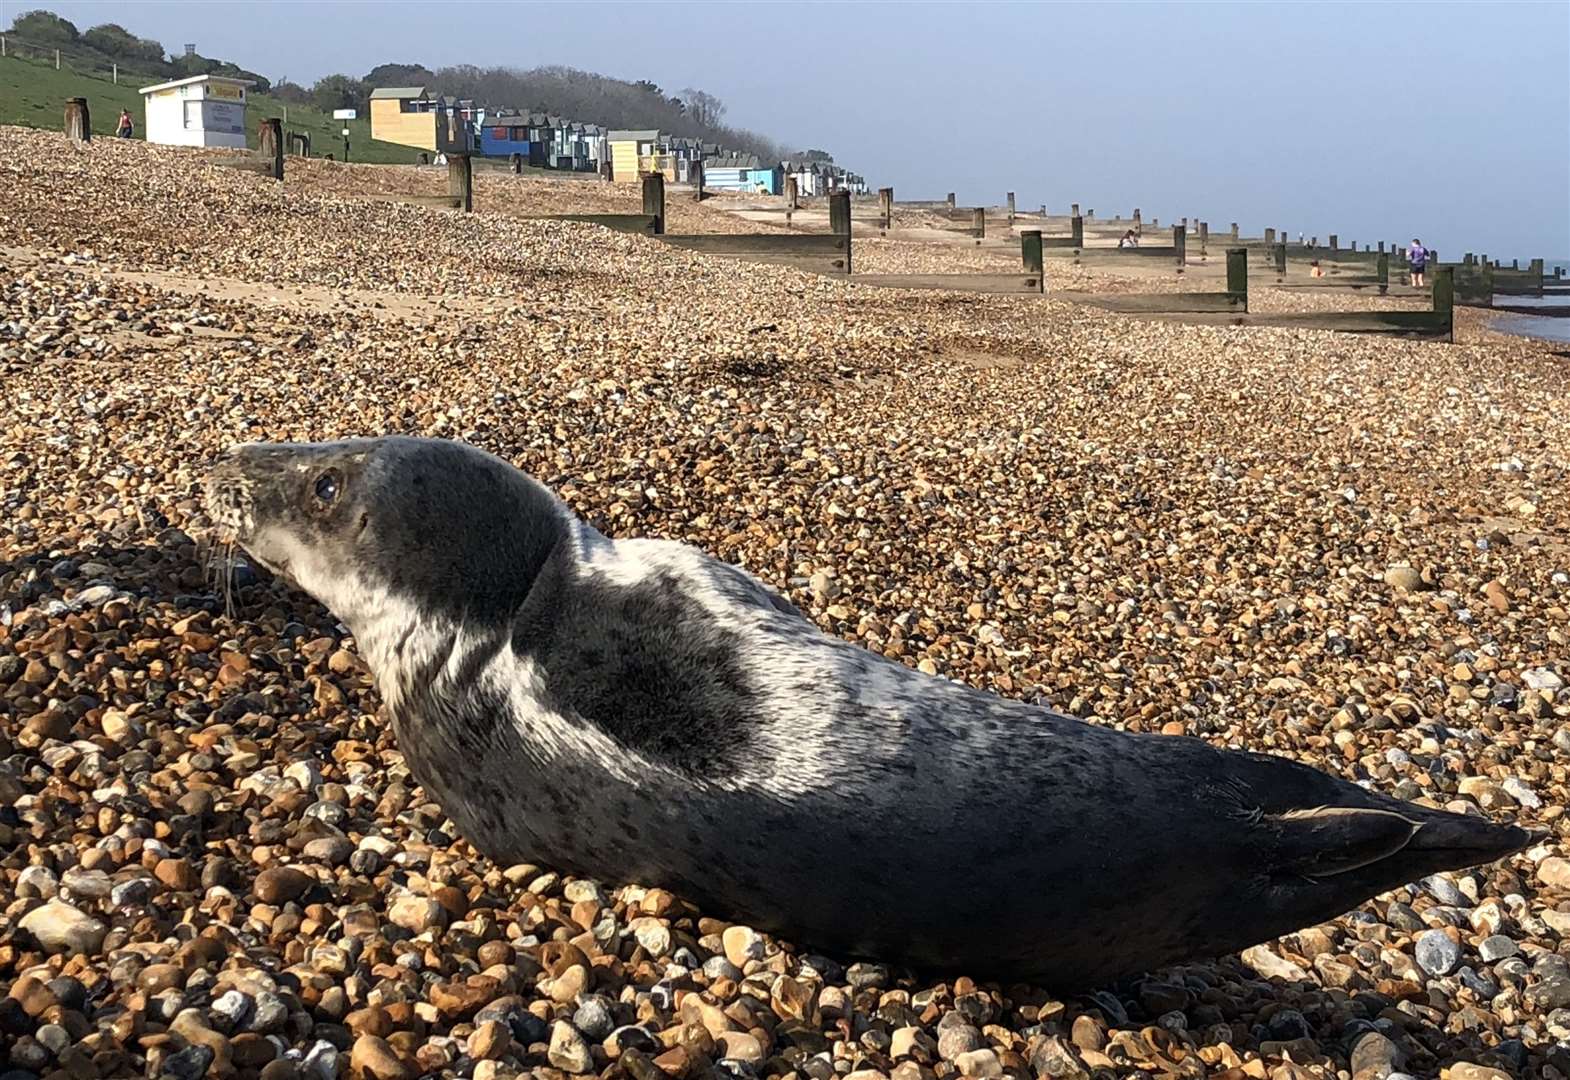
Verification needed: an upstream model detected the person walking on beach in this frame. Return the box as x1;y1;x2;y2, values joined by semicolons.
1408;238;1428;288
116;109;133;139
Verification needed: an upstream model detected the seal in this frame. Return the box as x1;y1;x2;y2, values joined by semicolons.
206;435;1531;987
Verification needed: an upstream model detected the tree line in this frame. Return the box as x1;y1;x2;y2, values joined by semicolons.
6;8;830;162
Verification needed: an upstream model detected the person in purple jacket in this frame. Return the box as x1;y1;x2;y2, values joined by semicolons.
1408;238;1428;288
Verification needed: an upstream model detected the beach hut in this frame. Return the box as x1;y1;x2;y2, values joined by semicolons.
703;155;782;195
608;130;669;183
138;75;253;149
477;110;531;159
369;87;472;154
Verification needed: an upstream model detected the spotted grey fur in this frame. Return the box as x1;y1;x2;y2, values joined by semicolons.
206;436;1531;987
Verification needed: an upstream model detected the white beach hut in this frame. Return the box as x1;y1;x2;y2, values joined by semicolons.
139;75;255;149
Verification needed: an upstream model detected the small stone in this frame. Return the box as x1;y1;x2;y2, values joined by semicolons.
1415;929;1462;976
953;1049;1002;1078
573;997;615;1041
1241;944;1308;981
1477;935;1518;962
468;1020;510;1061
253;866;313;904
1537;857;1570;890
1384;566;1422;591
937;1024;982;1062
722;925;764;968
388;895;446;934
19;900;107;954
350;1034;415;1080
549;1020;593;1073
163;1044;216;1080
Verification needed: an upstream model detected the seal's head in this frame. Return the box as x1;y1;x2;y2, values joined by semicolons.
204;437;566;642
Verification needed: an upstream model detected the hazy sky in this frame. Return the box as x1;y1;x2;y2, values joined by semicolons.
11;1;1569;259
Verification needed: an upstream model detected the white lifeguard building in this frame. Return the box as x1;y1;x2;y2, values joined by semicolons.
139;75;254;149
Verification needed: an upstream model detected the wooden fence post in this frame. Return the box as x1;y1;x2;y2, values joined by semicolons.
643;173;665;234
1006;191;1015;223
785;175;798;210
1264;227;1275;246
510;153;522;174
1434;267;1454;343
1378;241;1385;253
1329;234;1338;251
64;98;90;144
1274;241;1286;276
258;118;283;181
829;191;852;274
1070;202;1079;218
692;160;704;201
879;186;893;230
446;153;472;212
1173;225;1186;267
946;192;956;209
972;207;985;240
1021;230;1043;275
1133;207;1142;236
1070;215;1084;249
1376;253;1389;294
1227;248;1248;311
1198;221;1208;255
1230;222;1239;240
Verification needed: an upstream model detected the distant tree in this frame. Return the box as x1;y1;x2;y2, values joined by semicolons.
364;62;434;87
271;79;313;105
795;148;835;162
311;73;366;113
680;88;725;128
8;9;79;43
633;79;663;96
83;23;165;65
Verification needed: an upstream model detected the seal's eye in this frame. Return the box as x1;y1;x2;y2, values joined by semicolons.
313;470;341;506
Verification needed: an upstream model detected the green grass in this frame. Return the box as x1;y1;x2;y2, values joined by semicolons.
0;52;421;163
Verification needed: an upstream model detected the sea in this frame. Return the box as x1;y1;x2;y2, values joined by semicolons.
1491;259;1570;345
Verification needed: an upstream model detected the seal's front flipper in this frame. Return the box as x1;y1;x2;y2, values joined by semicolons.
1275;807;1418;878
1275;805;1530;881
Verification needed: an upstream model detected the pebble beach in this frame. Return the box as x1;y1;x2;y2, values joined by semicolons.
4;127;1570;1080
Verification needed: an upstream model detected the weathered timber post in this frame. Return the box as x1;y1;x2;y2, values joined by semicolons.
64;98;90;144
1230;222;1239;241
1022;230;1043;275
1434;267;1454;343
1378;241;1385;254
1173;225;1186;268
1133;208;1142;236
972;207;985;240
1482;260;1495;299
643;173;665;234
1264;227;1276;246
1179;216;1186;231
1310;236;1318;249
1006;191;1015;223
1071;202;1079;218
1511;258;1519;269
1376;253;1389;294
1329;234;1338;251
692;160;704;202
510;153;522;174
946;192;956;209
1274;241;1287;277
258;118;283;181
785;175;798;210
1070;215;1084;249
879;187;893;230
1198;221;1208;255
1151;217;1158;227
1530;258;1545;293
829;191;852;274
1227;248;1248;311
448;153;472;212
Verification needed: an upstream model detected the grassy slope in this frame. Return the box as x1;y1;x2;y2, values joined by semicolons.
0;53;420;163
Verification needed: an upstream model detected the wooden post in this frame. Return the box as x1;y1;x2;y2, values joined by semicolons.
1329;234;1338;251
879;186;893;230
1071;202;1079;218
448;153;472;212
1070;215;1084;248
1198;221;1208;255
1378;241;1385;253
829;191;852;274
1483;260;1495;299
1133;208;1142;236
692;160;704;201
1376;253;1389;294
1274;241;1286;276
1230;222;1239;240
510;153;522;174
946;192;956;209
1433;267;1454;343
258;118;283;181
785;175;798;210
64;98;90;144
1006;191;1016;223
1173;225;1186;267
1021;230;1043;274
642;173;665;234
1227;248;1248;311
1264;227;1275;246
972;207;985;240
